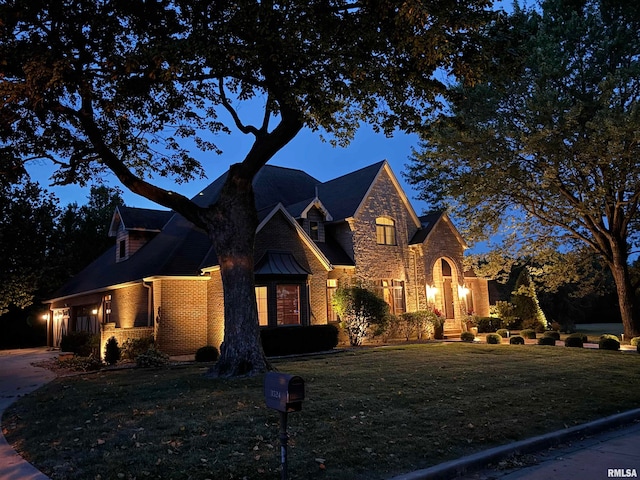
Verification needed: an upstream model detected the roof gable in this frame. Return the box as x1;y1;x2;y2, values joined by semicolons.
108;206;173;237
317;161;421;228
409;211;468;249
255;203;332;271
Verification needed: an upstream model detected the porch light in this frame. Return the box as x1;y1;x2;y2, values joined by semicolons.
41;313;48;321
426;285;438;303
91;308;98;315
458;285;469;298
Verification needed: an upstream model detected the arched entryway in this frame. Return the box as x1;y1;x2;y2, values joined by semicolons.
430;257;464;335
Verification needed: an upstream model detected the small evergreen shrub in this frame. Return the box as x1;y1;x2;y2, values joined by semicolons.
599;334;620;351
121;336;155;360
60;331;99;357
261;325;339;356
195;345;219;362
543;331;560;340
104;336;121;365
537;336;556;346
630;337;640;347
476;316;497;333
486;333;502;344
566;333;588;343
136;346;170;367
564;334;584;348
509;335;525;345
460;331;475;342
520;329;537;339
496;329;510;338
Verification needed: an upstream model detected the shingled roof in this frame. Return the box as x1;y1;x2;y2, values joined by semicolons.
46;162;393;301
108;206;173;236
317;161;385;221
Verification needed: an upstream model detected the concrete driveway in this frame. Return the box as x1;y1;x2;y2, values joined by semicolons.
0;348;58;480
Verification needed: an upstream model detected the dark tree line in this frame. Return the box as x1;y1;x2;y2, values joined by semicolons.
0;181;122;349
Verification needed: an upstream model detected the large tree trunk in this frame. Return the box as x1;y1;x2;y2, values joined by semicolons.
205;164;270;377
609;240;640;338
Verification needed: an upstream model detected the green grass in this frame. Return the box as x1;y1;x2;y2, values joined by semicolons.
4;343;640;480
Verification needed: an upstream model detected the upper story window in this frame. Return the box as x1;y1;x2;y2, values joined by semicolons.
309;221;319;241
119;239;126;259
376;217;396;245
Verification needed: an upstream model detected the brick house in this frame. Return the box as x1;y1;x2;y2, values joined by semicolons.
44;161;489;355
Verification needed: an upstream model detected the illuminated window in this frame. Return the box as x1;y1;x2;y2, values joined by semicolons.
379;279;405;315
104;295;112;323
326;279;338;321
277;284;300;325
255;286;269;326
376;217;396;245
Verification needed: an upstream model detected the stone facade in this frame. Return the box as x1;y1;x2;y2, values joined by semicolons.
45;161;490;357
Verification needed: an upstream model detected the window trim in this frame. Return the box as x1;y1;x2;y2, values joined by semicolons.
376;217;397;245
255;277;309;327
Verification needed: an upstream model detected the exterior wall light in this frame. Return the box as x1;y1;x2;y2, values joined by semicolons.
458;285;469;298
426;285;438;303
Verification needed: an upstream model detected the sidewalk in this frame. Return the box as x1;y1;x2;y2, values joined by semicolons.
464;421;640;479
0;348;57;480
390;410;640;480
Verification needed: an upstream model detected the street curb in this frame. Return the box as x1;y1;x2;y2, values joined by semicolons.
389;408;640;480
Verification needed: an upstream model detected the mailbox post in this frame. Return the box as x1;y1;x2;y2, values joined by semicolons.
264;372;305;480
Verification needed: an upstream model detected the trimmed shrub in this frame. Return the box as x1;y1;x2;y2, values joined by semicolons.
122;336;155;360
60;331;99;357
104;336;121;365
460;331;475;342
475;316;497;333
261;325;339;356
630;337;640;347
599;334;620;351
486;333;502;344
543;331;561;340
195;345;219;362
537;336;556;346
496;329;510;338
566;333;588;343
520;329;537;339
398;311;438;340
564;334;584;348
509;335;525;345
333;286;390;346
136;346;170;368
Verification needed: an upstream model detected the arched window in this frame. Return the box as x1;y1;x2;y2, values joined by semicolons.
376;217;396;245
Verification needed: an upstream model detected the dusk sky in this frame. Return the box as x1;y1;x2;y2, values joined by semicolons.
24;0;527;256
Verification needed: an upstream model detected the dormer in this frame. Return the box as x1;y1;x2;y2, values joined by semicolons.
287;197;333;243
108;206;173;262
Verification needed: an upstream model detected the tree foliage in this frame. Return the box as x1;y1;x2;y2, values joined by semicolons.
407;0;640;336
0;180;59;314
510;267;547;332
0;0;494;374
52;185;123;286
332;285;390;346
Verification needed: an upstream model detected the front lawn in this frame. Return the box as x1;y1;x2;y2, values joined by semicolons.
4;343;640;480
